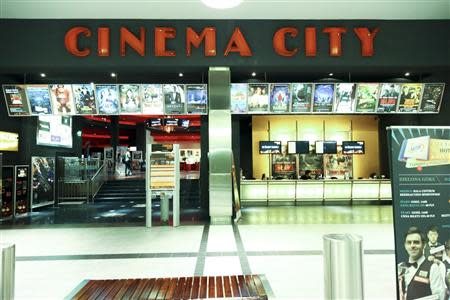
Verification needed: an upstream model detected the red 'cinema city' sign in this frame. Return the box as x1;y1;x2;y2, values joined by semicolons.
65;26;379;58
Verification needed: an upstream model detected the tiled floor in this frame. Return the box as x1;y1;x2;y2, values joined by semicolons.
0;205;396;299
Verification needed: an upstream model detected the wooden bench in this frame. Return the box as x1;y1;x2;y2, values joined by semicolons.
68;275;269;299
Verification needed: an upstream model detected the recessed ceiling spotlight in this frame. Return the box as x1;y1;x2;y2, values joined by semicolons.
179;73;183;77
404;72;410;77
111;73;116;77
329;73;334;77
201;0;242;9
251;72;256;77
90;82;94;85
40;73;46;78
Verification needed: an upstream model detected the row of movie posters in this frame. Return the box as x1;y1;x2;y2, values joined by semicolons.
230;83;445;114
2;84;208;116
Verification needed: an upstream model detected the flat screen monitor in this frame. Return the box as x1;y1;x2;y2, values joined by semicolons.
315;141;337;154
37;116;72;148
149;118;162;127
287;141;310;154
180;119;190;128
259;141;281;154
164;118;179;126
342;141;365;154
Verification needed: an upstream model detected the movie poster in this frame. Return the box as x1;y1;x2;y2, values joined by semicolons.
186;84;208;114
334;83;356;113
104;147;114;174
163;84;186;114
141;84;164;114
2;85;31;116
299;154;323;177
26;85;53;115
95;84;119;114
397;83;423;113
270;83;291;113
272;154;297;179
247;83;269;113
31;156;55;208
49;84;75;115
230;83;248;113
323;154;352;179
312;84;334;112
355;83;380;113
72;84;98;115
119;84;141;114
388;127;449;300
291;83;313;113
419;83;445;113
377;83;401;113
115;146;128;176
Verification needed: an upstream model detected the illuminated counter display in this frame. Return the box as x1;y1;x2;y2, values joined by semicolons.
241;179;392;204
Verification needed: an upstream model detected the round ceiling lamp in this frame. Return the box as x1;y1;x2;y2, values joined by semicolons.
201;0;242;9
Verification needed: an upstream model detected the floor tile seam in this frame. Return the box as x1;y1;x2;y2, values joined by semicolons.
193;224;210;276
15;249;395;261
232;224;252;275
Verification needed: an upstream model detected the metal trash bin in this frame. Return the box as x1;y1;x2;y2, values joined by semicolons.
323;234;364;300
0;243;15;300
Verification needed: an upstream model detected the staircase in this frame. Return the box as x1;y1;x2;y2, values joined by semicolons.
94;179;145;203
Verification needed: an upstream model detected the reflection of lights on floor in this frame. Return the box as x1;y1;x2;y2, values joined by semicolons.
129;201;135;204
132;204;146;208
138;216;144;218
120;205;126;208
94;216;100;219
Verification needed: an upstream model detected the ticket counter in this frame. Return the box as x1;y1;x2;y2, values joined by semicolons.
240;179;392;205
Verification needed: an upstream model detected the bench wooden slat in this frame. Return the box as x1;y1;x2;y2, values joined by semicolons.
129;279;149;299
138;278;156;300
94;280;120;300
238;275;250;297
121;279;142;300
230;276;241;297
223;276;232;297
215;276;224;298
173;277;185;299
114;279;134;299
105;280;128;300
164;278;178;300
72;280;97;300
244;275;258;298
87;280;110;300
190;277;200;299
148;278;164;300
182;276;193;299
207;276;215;298
156;278;170;300
199;276;208;298
80;280;104;300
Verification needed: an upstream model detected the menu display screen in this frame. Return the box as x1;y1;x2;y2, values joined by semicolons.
259;141;282;154
316;141;337;154
287;141;310;154
342;141;365;154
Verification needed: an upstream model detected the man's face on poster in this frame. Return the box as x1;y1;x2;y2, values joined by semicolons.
405;233;424;261
427;230;438;244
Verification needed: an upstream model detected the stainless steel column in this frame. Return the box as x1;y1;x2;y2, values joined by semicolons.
0;243;15;300
160;192;169;224
323;234;364;300
208;67;232;225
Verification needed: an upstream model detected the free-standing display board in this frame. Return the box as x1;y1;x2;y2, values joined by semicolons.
15;165;30;215
388;126;449;300
31;156;55;209
146;144;180;227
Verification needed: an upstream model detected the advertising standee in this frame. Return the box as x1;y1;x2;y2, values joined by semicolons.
389;126;449;300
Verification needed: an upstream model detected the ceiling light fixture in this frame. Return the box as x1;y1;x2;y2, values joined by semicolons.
179;73;184;77
201;0;242;9
404;72;410;77
111;73;116;77
251;72;256;77
40;73;46;78
329;73;334;77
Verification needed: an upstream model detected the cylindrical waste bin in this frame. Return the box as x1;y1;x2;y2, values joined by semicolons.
323;234;363;300
160;192;169;224
0;243;15;300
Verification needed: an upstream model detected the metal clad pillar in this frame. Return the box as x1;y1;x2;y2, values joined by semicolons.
208;67;232;225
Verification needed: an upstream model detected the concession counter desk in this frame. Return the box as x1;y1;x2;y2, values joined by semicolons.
240;179;392;205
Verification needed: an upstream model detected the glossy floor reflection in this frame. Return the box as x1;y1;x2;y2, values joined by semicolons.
239;204;393;225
